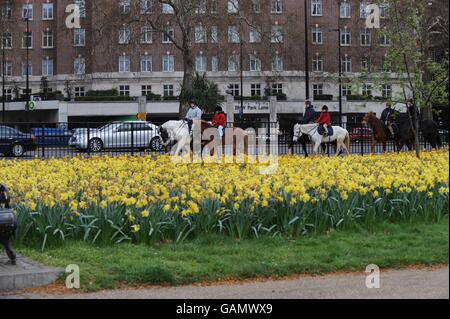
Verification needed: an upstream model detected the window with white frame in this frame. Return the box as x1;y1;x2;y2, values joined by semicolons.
211;56;219;72
380;33;391;46
211;26;219;43
195;26;207;43
141;85;152;96
312;54;323;72
42;3;54;20
140;0;154;14
22;31;32;48
75;0;86;18
22;62;32;76
342;85;352;96
360;2;369;18
140;55;152;72
340;28;351;46
162;3;174;14
251;84;261;97
141;25;153;43
340;1;351;18
74;28;86;46
272;83;283;95
119;26;131;44
312;27;322;44
313;84;323;97
119;85;130;96
250;54;262;72
228;26;240;43
361;56;371;72
249;27;261;43
228;0;239;13
163;84;174;97
382;84;392;98
362;84;372;96
1;33;12;49
4;61;12;76
271;25;283;43
382;56;392;72
1;3;12;19
311;0;322;16
42;59;53;76
228;83;240;97
22;4;33;19
74;86;85;97
163;26;174;43
119;55;130;73
271;0;282;13
3;88;12;100
342;56;352;73
272;54;283;72
196;55;207;72
119;0;131;14
162;55;174;72
380;3;389;18
42;31;54;48
228;55;239;71
360;28;371;46
195;0;207;13
74;57;85;75
252;0;261;13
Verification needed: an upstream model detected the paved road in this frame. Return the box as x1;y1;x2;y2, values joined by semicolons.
3;267;448;299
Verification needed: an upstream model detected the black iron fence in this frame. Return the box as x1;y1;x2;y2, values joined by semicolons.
0;121;448;160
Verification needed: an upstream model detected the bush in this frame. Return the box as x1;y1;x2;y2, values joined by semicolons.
75;96;135;102
314;94;334;101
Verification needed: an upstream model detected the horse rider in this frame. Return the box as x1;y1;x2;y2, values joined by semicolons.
303;100;316;124
316;105;331;137
212;106;227;138
407;99;420;123
380;102;398;138
185;99;203;133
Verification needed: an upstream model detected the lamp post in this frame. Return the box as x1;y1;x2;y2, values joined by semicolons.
25;17;30;122
304;0;310;100
239;38;244;119
2;38;5;123
330;28;343;123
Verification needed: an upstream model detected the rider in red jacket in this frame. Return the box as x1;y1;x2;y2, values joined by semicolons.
212;106;227;137
316;105;331;136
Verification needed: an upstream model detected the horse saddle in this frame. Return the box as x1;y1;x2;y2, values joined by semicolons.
318;126;334;137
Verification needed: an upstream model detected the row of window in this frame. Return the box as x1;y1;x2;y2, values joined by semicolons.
312;27;391;46
13;1;86;20
2;53;393;77
313;83;393;99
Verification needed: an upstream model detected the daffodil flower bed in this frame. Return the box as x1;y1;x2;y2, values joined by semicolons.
1;151;448;250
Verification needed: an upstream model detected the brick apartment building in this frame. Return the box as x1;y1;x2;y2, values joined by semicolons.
1;0;398;104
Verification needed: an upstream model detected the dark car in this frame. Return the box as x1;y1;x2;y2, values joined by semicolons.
0;126;37;157
349;127;373;141
31;128;73;146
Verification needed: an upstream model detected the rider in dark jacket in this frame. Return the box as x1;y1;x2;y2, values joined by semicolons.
380;102;398;138
303;101;316;124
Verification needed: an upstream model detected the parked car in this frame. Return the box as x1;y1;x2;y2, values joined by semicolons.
0;125;37;157
31;128;73;146
349;127;373;141
69;121;162;152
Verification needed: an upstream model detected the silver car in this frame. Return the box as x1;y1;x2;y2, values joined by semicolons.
69;121;162;152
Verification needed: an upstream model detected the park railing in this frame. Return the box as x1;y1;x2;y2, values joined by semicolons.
0;120;448;160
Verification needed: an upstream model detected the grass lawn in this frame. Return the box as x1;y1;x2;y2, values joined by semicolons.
17;220;449;292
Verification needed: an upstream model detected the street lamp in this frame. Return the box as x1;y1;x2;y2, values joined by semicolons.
2;36;6;123
330;28;343;123
304;0;310;100
25;17;30;122
240;38;244;119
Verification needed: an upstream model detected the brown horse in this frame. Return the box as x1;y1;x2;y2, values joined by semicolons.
362;112;399;153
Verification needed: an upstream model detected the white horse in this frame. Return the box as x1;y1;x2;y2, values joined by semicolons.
159;120;191;156
293;123;351;155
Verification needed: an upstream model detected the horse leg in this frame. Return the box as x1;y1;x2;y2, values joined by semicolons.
301;141;309;158
371;138;377;154
335;140;342;156
313;141;321;154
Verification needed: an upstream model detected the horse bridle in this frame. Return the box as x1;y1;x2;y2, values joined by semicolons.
294;124;319;139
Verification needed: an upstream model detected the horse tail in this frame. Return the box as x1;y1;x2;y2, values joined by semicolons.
345;132;351;154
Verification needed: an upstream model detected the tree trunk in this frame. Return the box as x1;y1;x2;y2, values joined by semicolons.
179;52;195;118
414;103;421;158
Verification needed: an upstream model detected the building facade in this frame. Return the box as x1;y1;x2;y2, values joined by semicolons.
1;0;399;106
